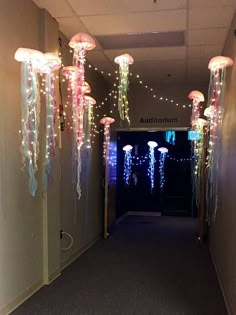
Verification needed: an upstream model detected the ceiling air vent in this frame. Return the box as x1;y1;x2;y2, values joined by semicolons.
95;31;185;49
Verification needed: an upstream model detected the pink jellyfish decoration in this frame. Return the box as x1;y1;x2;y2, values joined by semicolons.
100;117;115;163
188;90;205;126
114;54;134;125
14;48;44;196
39;53;61;187
206;56;233;220
83;95;96;149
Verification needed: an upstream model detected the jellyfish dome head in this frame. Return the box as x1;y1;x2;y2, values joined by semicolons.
193;118;208;128
114;53;134;65
40;52;61;74
82;81;91;94
15;48;43;62
188;90;205;102
69;33;96;51
147;141;158;148
100;116;115;125
204;105;215;118
84;95;96;106
208;56;234;71
123;145;133;152
158;147;168;154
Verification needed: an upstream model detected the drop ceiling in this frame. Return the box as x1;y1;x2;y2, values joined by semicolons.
33;0;236;85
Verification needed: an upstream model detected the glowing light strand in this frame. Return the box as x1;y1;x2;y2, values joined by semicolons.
158;147;168;191
15;48;43;196
123;145;133;185
147;141;158;191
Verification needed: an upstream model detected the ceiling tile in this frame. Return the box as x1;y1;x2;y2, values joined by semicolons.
188;28;228;46
189;7;234;29
188;45;222;60
56;17;88;40
187;59;210;83
33;0;75;17
67;0;187;15
189;0;236;8
80;10;187;35
129;59;186;83
104;47;186;62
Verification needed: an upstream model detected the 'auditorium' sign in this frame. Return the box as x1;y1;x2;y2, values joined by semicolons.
140;117;178;123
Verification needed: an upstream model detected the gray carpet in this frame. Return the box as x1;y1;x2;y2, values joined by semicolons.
12;216;227;315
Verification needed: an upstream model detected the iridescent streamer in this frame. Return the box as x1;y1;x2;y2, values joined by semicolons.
20;61;40;196
114;54;134;125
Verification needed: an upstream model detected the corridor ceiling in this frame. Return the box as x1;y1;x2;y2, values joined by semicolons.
33;0;236;84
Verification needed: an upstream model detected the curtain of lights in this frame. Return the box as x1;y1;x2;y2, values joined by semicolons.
123;145;133;185
114;54;134;125
205;56;233;221
147;141;158;192
15;48;44;196
158;147;168;191
68;33;96;199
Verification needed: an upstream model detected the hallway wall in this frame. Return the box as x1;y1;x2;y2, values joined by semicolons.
209;11;236;315
0;1;43;313
59;33;110;267
0;1;109;314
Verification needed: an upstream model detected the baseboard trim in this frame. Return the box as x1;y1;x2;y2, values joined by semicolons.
127;211;161;217
47;268;61;285
0;280;43;315
60;235;101;272
209;247;232;315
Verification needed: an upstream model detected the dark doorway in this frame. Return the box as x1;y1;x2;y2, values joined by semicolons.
117;131;193;218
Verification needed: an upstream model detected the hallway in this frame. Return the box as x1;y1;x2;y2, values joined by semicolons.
13;216;227;315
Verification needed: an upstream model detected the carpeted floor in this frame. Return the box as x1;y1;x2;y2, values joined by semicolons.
12;216;227;315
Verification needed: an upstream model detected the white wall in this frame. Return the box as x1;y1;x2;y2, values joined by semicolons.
111;82;208;130
0;1;43;313
0;1;110;313
59;33;110;266
209;11;236;315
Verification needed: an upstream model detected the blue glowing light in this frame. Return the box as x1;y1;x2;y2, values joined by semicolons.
165;131;175;145
158;147;168;191
147;141;158;191
123;145;133;185
188;130;201;141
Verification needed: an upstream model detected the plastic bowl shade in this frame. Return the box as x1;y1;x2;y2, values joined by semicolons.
188;90;205;102
204;105;215;118
147;141;158;148
82;82;91;94
208;56;234;70
100;117;115;125
14;48;43;62
158;147;168;153
69;33;96;51
114;53;134;65
84;95;96;106
39;53;61;73
123;145;133;152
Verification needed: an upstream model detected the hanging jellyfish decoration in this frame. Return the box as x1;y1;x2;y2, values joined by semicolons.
15;48;44;196
165;131;176;145
147;141;158;192
122;145;133;186
39;53;61;188
205;56;233;221
158;147;168;191
188;90;205;125
114;54;134;125
83;95;96;149
65;32;96;199
100;117;115;164
191;118;208;209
